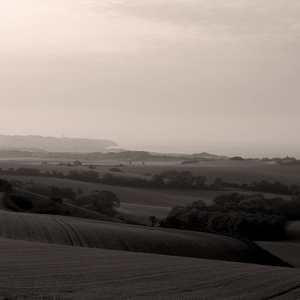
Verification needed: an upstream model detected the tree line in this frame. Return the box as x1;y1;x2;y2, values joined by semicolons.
1;167;300;196
0;168;213;190
1;178;120;217
159;193;300;240
215;178;300;196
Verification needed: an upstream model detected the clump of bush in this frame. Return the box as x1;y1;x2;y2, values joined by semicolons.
50;197;63;203
75;190;120;217
159;193;300;240
9;180;77;200
32;202;60;215
5;194;33;211
3;193;62;215
217;178;300;196
151;170;208;189
0;178;12;193
109;168;124;173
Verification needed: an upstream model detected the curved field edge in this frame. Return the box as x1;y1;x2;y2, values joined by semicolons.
257;241;300;268
0;209;291;267
257;221;300;268
0;238;300;300
1;189;121;223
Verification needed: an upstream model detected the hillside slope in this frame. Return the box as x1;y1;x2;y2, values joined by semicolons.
257;221;300;268
0;209;291;267
1;238;300;300
5;187;122;223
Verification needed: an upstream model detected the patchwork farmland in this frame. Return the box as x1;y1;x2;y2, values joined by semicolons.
0;157;300;298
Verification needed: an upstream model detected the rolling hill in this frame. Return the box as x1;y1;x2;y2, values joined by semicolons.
1;188;121;223
0;208;290;267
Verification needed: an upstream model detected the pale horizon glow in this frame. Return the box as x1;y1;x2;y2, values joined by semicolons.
1;0;299;158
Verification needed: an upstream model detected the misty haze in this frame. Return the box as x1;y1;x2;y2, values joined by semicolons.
1;1;300;299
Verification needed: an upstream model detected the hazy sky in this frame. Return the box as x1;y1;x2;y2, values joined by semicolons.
1;0;300;157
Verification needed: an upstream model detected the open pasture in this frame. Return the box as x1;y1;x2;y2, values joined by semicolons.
0;158;152;181
123;160;300;185
0;209;288;266
0;237;300;300
2;158;300;185
118;202;171;219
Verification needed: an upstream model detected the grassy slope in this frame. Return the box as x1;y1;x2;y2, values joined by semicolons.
0;238;300;300
0;209;290;266
257;221;300;268
9;187;121;223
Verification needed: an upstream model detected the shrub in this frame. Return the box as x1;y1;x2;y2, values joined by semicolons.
8;194;33;211
109;168;124;173
0;179;12;193
32;202;60;215
75;190;120;217
50;197;63;203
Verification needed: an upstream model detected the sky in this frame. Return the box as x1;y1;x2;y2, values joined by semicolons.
0;0;300;157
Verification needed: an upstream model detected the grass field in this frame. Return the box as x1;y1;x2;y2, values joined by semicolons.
1;238;300;300
103;159;300;185
0;208;287;266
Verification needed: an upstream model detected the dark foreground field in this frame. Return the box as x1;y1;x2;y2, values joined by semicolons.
1;238;300;300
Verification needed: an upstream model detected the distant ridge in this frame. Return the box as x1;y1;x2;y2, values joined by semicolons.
192;152;228;159
0;134;118;153
149;151;228;160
